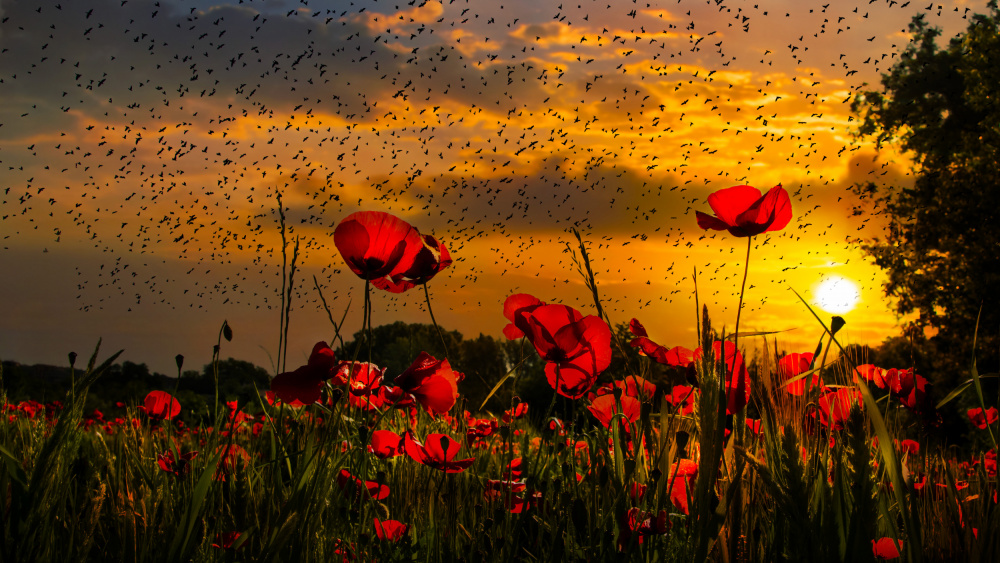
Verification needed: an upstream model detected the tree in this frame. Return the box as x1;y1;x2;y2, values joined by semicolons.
852;1;1000;379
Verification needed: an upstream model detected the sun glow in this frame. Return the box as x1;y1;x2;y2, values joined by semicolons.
813;276;860;315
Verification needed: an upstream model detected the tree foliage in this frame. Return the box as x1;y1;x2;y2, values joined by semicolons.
852;1;1000;375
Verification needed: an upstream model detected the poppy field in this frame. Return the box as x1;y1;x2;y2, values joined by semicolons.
2;185;998;562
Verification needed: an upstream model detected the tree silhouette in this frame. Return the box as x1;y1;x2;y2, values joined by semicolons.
852;1;1000;379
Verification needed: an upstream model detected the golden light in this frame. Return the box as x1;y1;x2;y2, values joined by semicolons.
813;276;860;315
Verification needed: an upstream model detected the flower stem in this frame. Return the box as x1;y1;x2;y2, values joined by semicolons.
423;283;452;359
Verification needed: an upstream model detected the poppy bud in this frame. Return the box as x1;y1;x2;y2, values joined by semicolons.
375;470;386;483
222;321;233;342
651;467;662;482
329;388;344;403
68;351;77;367
358;425;368;444
175;354;184;371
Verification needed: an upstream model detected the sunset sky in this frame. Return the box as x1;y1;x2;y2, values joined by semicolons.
0;0;987;376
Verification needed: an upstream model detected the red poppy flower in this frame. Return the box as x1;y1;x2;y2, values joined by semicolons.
270;342;338;407
337;469;390;501
337;361;386;410
212;531;244;550
372;233;452;293
502;402;529;423
695;184;792;237
853;364;887;389
403;432;475;473
466;418;499;446
816;388;862;431
214;443;250;481
334;211;420;280
506;298;611;399
591;376;657;403
968;407;998;429
157;450;198;478
373;518;408;542
668;459;698;515
628;318;694;367
392;352;459;417
588;394;641;430
143;391;181;421
778;352;818;396
872;537;902;560
502;293;546;340
664;385;698;415
504;457;525;479
619;507;669;547
485;479;536;513
369;429;404;458
897;439;919;455
884;368;929;411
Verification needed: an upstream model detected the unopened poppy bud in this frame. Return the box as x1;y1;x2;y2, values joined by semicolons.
175;354;184;371
376;470;386;483
358;426;368;443
650;468;662;482
68;351;77;367
482;518;494;531
612;387;623;399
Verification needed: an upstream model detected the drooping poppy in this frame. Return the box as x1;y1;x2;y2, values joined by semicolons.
373;518;408;541
334;211;419;280
372;233;452;293
777;352;818;396
505;298;611;399
269;342;338;407
403;432;475;473
143;391;181;422
588;394;641;430
392;352;459;417
968;407;999;429
695;184;792;237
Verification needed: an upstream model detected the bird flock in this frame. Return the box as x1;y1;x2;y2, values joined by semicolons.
0;0;986;369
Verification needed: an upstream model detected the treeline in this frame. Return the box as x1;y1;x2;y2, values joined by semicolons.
1;322;989;442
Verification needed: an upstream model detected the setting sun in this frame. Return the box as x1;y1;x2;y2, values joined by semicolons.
813;276;861;315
